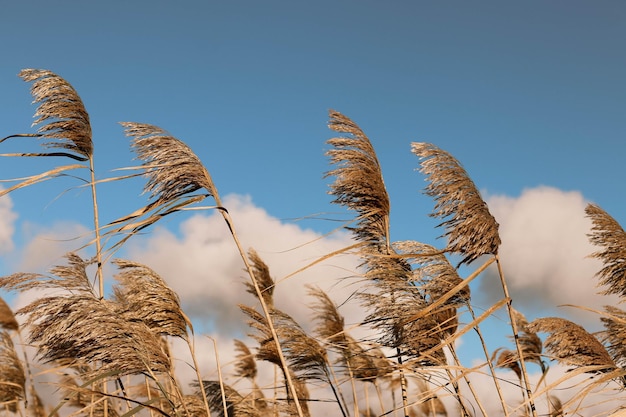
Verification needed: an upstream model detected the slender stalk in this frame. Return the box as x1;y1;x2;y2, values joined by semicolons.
466;304;510;417
396;351;409;417
217;206;305;417
495;255;537;417
89;158;104;299
447;344;484;417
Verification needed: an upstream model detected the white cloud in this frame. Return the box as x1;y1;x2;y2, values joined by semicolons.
16;221;92;273
125;194;362;370
479;186;617;327
0;193;17;254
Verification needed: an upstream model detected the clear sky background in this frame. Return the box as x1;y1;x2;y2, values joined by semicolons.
1;2;625;414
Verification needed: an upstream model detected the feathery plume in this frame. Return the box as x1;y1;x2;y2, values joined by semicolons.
201;380;262;417
599;305;626;367
510;308;543;368
326;110;390;245
526;317;616;372
0;331;25;407
585;203;626;299
0;297;18;331
412;142;500;265
112;259;188;339
16;69;93;159
0;253;170;377
122;122;217;205
494;348;522;380
307;285;346;347
233;339;258;380
245;249;275;308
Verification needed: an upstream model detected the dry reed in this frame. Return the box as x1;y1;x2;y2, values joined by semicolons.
411;142;500;266
526;317;616;372
0;253;171;377
586;203;626;299
16;68;93;159
112;259;188;339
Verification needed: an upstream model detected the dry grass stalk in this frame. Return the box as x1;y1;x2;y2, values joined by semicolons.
112;259;188;339
411;142;500;266
28;386;48;417
585;203;626;298
0;297;18;331
0;331;25;407
0;253;170;377
526;317;616;372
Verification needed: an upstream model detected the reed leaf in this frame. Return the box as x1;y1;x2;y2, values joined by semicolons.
585;203;626;299
412;142;500;265
526;317;616;372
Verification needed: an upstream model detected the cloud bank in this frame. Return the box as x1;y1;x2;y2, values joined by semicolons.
481;186;617;326
0;193;17;254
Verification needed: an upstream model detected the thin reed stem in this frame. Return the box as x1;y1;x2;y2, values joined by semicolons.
495;255;537;417
218;207;305;417
466;303;510;417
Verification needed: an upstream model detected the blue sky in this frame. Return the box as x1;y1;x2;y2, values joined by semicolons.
1;2;626;413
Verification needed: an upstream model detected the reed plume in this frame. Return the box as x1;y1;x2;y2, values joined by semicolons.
201;380;262;417
0;331;25;408
599;305;626;368
0;253;170;377
234;339;258;380
245;248;275;308
111;259;188;339
108;122;218;241
326;110;390;246
585;203;626;299
510;308;544;369
12;69;93;159
122;122;217;206
411;142;500;265
241;304;329;382
3;69;107;297
526;317;616;372
0;297;18;331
